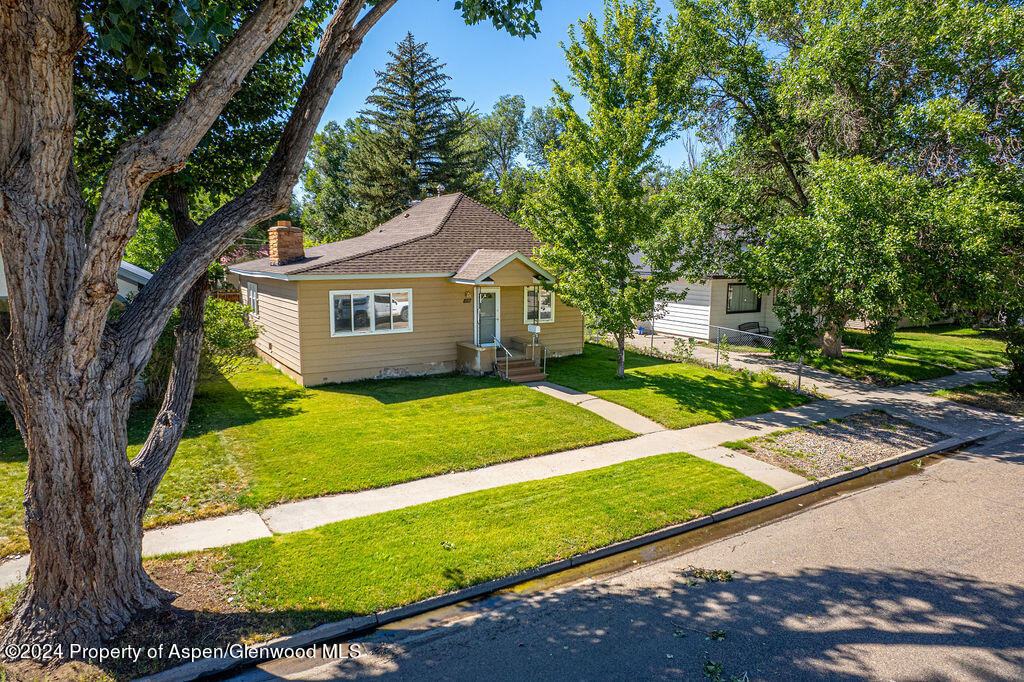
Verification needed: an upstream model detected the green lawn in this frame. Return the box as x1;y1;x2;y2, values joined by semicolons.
545;343;809;429
219;451;773;623
0;363;630;558
801;325;1007;387
804;350;954;386
844;325;1007;371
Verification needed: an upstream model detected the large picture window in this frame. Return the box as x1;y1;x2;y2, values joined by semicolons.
726;283;761;314
523;285;555;324
330;289;412;337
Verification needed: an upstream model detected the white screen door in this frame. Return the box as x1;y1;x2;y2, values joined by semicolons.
475;287;500;346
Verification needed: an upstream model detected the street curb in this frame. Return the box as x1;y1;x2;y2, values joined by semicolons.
137;427;996;682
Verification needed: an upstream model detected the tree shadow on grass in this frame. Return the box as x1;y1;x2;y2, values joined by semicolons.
548;344;809;426
313;372;526;406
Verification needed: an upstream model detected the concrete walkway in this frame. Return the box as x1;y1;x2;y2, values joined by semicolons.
528;382;665;434
0;368;1012;590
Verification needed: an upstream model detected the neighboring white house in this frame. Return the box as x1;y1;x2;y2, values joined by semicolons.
0;256;153;305
650;277;780;340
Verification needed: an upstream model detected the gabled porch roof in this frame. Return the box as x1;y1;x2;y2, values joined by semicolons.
450;248;555;286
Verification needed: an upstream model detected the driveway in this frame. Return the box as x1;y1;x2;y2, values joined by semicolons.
233;429;1024;681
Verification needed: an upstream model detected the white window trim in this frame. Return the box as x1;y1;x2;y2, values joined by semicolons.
247;282;259;318
329;288;414;337
523;285;555;324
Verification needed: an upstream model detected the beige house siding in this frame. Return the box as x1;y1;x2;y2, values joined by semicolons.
239;276;301;374
283;277;580;386
498;286;583;357
297;277;468;385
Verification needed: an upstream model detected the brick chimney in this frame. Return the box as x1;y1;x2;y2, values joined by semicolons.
269;221;304;265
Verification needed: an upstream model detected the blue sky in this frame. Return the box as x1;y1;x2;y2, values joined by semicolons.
317;0;690;167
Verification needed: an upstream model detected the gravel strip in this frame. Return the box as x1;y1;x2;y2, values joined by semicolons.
726;410;944;480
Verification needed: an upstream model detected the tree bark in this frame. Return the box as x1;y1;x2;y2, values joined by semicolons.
2;375;174;649
821;320;845;358
616;331;627;378
0;0;398;656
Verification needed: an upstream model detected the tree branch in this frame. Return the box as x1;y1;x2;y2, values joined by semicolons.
115;0;398;372
771;139;810;209
0;323;27;437
130;184;207;511
64;0;311;369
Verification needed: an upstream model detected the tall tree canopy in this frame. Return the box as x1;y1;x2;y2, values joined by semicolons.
668;0;1024;357
301;119;363;243
527;0;689;377
0;0;542;652
342;32;484;233
477;94;526;181
523;103;564;167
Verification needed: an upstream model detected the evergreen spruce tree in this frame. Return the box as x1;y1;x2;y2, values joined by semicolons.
345;33;483;232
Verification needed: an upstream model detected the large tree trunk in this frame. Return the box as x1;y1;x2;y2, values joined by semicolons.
0;0;397;655
821;320;846;358
2;375;173;648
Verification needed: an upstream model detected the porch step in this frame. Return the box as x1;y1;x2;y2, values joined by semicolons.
496;359;548;384
505;372;548;384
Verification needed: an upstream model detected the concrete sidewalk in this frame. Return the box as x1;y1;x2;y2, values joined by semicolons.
0;368;1011;590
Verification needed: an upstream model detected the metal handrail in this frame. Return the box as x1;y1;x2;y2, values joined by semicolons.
532;338;550;375
493;338;512;378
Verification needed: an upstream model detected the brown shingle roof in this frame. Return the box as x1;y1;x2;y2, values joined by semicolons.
229;194;541;277
453;249;520;281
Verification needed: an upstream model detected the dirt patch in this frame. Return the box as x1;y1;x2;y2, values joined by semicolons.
1;553;351;681
725;410;944;480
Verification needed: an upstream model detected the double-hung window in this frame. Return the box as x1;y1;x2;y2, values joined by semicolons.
726;283;761;314
246;282;259;318
523;285;555;324
330;289;412;337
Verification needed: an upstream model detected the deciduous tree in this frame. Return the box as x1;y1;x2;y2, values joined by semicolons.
0;0;541;652
668;0;1024;357
526;0;689;378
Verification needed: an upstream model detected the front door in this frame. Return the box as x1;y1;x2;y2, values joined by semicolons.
475;287;500;346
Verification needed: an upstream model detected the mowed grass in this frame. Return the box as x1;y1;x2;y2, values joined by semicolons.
220;452;773;619
545;344;809;429
803;326;1007;387
804;351;954;386
844;325;1007;371
0;363;630;558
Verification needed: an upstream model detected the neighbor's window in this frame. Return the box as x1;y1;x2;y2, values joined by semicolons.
726;283;760;314
523;285;555;324
331;289;412;336
246;282;259;318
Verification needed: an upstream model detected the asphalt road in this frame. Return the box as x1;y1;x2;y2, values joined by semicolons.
232;430;1024;681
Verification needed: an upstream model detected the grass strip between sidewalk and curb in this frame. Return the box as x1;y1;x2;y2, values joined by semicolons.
934;382;1024;416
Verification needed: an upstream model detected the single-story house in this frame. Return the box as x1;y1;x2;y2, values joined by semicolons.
652;278;780;341
228;193;584;386
0;256;152;309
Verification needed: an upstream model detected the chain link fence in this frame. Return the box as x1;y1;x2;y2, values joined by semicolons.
708;325;807;391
